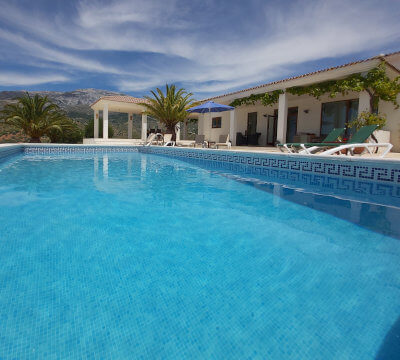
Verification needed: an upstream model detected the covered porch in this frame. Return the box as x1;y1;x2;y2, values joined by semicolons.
85;96;150;145
198;90;372;147
197;54;400;152
85;95;195;145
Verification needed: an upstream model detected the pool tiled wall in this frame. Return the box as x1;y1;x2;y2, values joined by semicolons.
140;146;400;184
0;144;399;184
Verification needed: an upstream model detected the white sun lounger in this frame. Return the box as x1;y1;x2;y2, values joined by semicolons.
317;142;393;158
162;134;175;147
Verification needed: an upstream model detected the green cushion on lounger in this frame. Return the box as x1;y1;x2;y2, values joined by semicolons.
278;128;345;147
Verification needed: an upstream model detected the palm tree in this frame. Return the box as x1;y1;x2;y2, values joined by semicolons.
140;84;196;140
0;93;69;143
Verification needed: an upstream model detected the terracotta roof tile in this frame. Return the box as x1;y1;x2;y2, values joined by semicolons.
91;95;149;107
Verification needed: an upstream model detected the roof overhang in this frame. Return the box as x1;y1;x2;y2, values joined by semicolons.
202;53;399;105
91;96;148;113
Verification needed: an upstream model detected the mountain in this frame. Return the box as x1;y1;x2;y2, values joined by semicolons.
0;88;124;106
0;88;144;142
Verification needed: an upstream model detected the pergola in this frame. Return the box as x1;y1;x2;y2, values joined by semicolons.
90;95;150;140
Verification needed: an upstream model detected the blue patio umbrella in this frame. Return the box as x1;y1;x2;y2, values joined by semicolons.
186;101;234;114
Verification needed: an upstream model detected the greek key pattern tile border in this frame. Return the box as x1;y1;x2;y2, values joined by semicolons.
140;147;400;184
24;146;139;154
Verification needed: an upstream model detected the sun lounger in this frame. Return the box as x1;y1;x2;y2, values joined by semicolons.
278;128;345;153
143;133;157;146
176;140;195;147
301;125;392;157
162;134;175;146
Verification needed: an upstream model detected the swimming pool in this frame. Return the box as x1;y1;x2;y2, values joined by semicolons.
0;147;399;359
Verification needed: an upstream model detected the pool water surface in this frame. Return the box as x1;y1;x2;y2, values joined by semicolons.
0;152;399;359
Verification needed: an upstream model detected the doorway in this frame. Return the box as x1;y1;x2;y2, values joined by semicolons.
271;107;298;144
266;114;277;145
247;112;259;145
286;107;298;143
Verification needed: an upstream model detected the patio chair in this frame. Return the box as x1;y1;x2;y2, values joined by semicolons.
215;135;231;149
299;125;392;157
192;134;206;148
278;128;345;153
143;133;157;146
176;140;195;147
162;134;175;146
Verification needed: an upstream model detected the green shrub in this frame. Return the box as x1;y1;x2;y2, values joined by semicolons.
84;118;114;138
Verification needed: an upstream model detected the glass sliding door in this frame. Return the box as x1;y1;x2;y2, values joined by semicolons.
321;99;359;139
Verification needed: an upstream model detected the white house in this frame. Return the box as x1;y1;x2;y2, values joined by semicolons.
86;51;400;152
198;51;400;151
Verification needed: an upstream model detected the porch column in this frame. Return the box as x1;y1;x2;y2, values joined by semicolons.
176;122;181;141
197;114;203;136
276;91;288;144
128;113;133;139
94;110;99;138
102;103;109;139
229;110;236;146
183;119;188;140
358;90;371;114
141;113;147;140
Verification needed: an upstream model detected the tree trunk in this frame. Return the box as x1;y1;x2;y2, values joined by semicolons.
29;137;41;143
183;119;188;140
166;125;176;141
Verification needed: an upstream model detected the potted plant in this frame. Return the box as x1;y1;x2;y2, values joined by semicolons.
347;111;388;154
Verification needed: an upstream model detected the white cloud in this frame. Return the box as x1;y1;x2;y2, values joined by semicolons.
0;73;69;86
0;0;399;95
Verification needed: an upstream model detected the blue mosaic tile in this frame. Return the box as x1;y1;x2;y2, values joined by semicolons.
139;146;400;184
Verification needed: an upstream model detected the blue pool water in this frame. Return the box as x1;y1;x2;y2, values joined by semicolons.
0;151;399;359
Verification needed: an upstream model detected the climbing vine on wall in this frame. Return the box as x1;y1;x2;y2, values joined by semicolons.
229;63;400;113
230;90;283;107
287;63;400;111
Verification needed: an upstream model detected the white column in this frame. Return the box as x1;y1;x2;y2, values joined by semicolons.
103;103;109;139
176;122;181;141
141;113;148;140
197;114;203;136
358;90;371;114
276;91;288;144
229;110;236;146
94;110;99;138
128;113;133;139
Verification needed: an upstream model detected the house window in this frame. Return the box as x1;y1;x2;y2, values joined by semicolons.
321;99;358;138
212;117;222;128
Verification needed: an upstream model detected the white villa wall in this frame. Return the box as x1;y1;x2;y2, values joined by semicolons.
200;92;362;146
198;65;400;150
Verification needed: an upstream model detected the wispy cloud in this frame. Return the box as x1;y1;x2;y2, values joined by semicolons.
0;72;69;86
0;0;399;96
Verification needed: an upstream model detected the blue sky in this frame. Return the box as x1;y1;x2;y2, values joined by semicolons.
0;0;399;99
